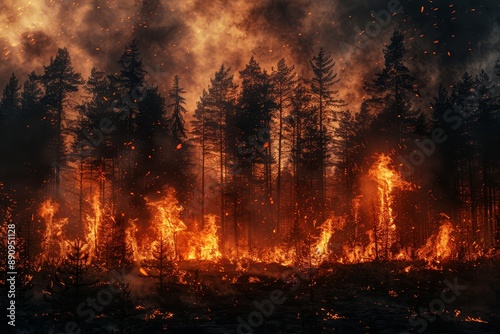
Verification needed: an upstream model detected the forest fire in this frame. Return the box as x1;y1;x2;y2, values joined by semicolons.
1;0;499;332
32;155;467;269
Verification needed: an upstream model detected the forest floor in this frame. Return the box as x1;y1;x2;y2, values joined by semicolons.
14;259;500;334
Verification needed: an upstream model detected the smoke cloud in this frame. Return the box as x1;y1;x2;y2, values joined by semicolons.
0;0;498;112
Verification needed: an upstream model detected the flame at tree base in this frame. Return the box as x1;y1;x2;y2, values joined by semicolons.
417;217;455;263
33;157;484;271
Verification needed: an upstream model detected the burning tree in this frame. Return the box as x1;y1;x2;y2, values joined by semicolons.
147;189;186;261
368;154;413;260
417;215;456;264
38;200;69;268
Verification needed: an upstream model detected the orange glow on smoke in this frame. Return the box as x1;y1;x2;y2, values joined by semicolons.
139;267;149;276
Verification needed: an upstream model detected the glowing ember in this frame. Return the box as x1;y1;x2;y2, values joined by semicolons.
325;312;346;320
464;316;488;323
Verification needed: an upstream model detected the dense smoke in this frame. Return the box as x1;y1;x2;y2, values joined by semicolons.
0;0;498;111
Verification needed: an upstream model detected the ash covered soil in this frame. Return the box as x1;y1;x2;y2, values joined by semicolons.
19;259;500;334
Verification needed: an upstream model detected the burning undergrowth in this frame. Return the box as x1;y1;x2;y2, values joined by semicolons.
15;154;490;332
27;155;485;272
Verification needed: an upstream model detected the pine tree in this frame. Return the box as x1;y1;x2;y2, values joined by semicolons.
165;76;192;205
232;56;276;249
16;72;53;196
309;48;344;221
430;85;458;222
108;214;134;270
168;75;187;145
332;110;357;223
136;86;168;199
474;70;498;248
271;58;296;237
150;235;177;293
364;30;417;153
191;90;210;224
118;39;146;89
113;40;149;212
194;65;238;239
451;72;477;246
0;73;22;191
46;240;94;324
0;73;21;128
285;80;318;232
40;48;84;200
116;39;146;132
72;68;114;225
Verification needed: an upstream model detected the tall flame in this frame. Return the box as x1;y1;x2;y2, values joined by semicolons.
341;230;377;263
312;218;345;265
417;219;455;263
186;214;222;261
84;194;102;262
148;189;187;261
38;200;68;267
368;154;412;260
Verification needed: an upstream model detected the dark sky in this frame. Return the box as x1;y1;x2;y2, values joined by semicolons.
0;0;498;112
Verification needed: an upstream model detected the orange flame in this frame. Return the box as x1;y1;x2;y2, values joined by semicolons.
186;214;222;261
341;230;376;263
38;200;68;267
84;194;103;262
368;154;412;260
147;189;186;261
312;217;345;265
417;218;455;264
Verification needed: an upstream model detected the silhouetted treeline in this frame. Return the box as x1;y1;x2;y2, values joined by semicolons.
1;30;499;258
